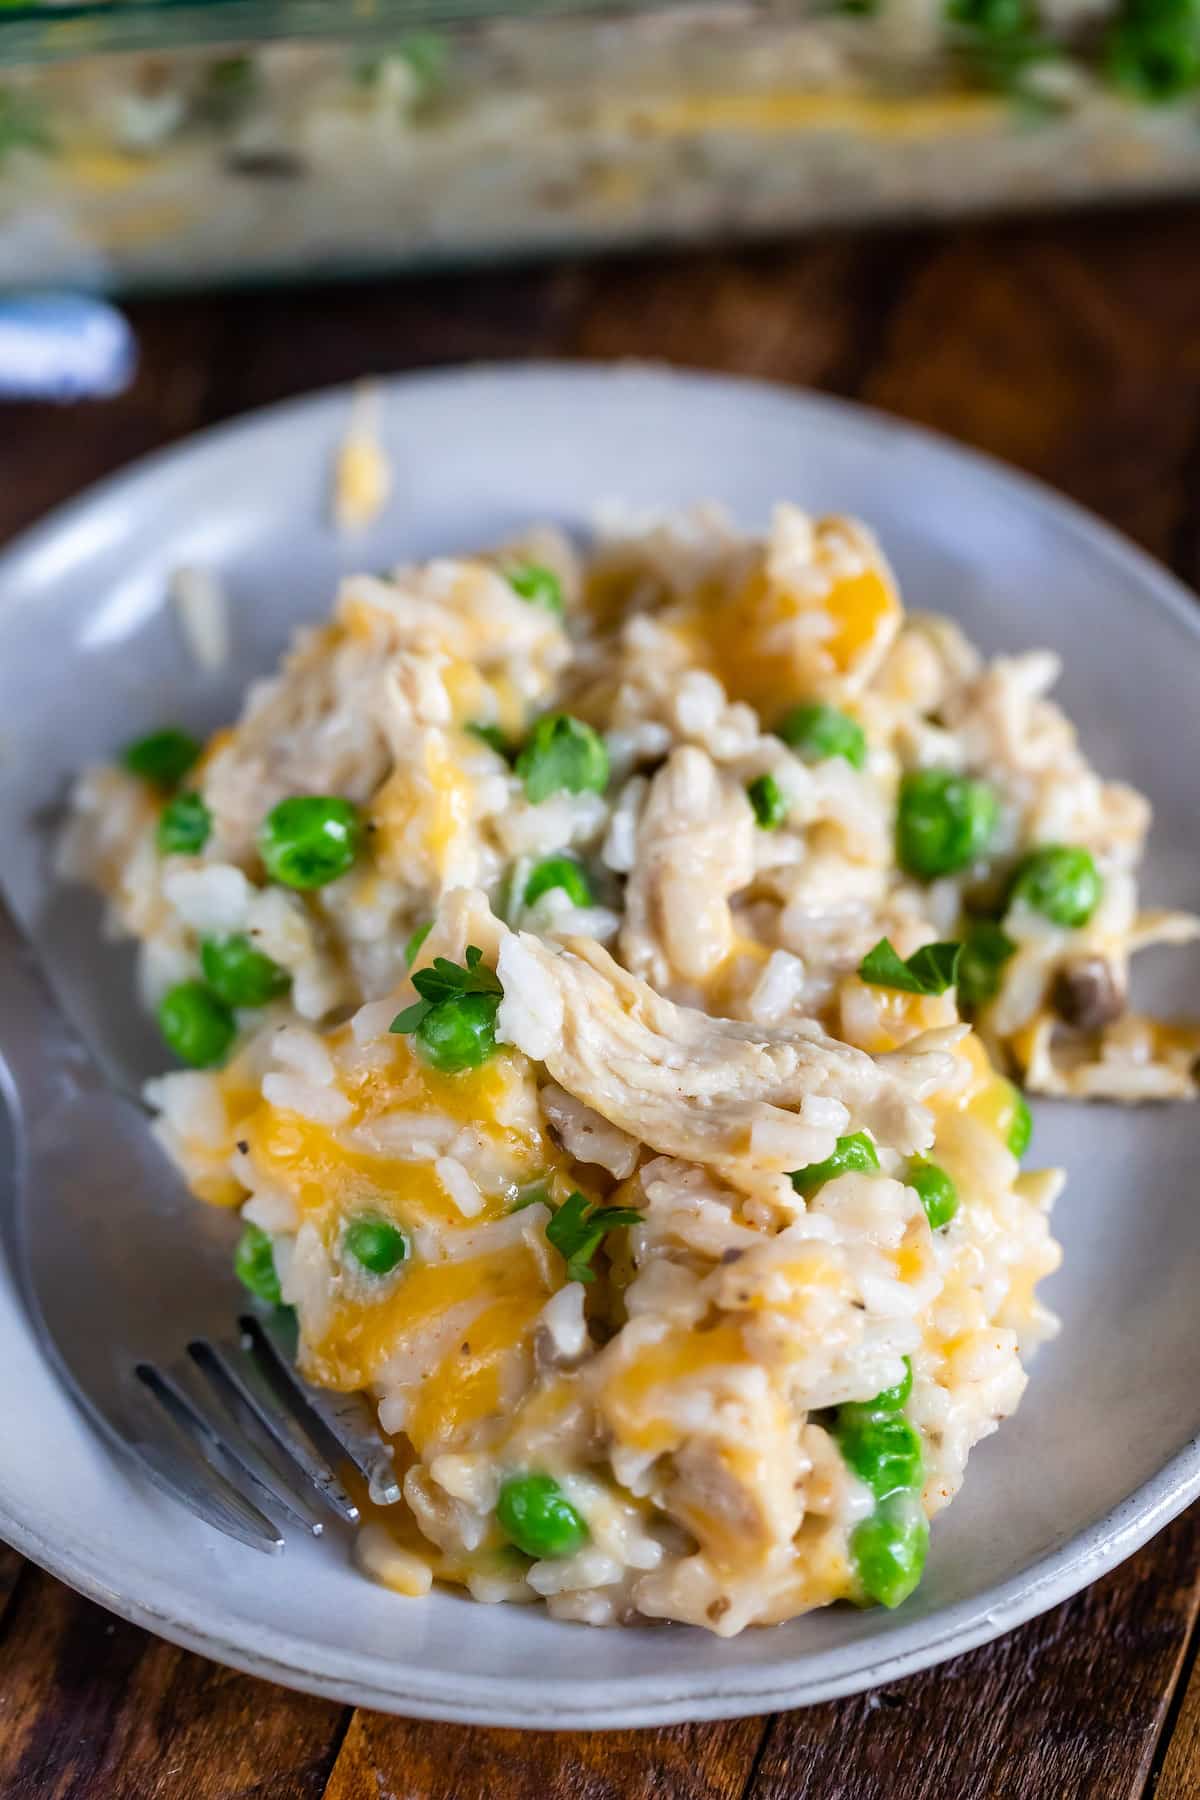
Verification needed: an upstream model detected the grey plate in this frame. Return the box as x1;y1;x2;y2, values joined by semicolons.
0;363;1198;1728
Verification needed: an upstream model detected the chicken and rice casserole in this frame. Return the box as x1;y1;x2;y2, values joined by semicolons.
61;503;1200;1634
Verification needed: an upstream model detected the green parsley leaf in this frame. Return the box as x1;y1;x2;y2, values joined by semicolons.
511;1181;550;1212
413;945;501;1003
545;1191;642;1284
465;722;512;758
404;920;433;969
956;920;1016;1010
389;945;502;1036
859;937;962;996
390;998;432;1033
507;562;565;616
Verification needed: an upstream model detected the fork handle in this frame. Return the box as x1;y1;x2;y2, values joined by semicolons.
0;888;105;1122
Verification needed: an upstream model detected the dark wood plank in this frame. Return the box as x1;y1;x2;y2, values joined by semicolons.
0;1562;349;1800
187;264;587;422
1152;1601;1200;1800
568;234;929;394
321;1713;765;1800
0;1548;25;1629
747;1504;1200;1800
861;205;1200;568
0;299;231;546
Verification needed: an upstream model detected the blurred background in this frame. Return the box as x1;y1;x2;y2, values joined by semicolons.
0;0;1198;571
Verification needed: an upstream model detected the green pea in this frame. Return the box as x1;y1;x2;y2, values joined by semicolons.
747;773;788;830
897;768;999;880
234;1222;282;1305
837;1410;924;1504
790;1132;879;1197
523;854;593;909
123;727;201;791
496;1473;589;1559
404;920;433;968
156;791;211;855
1005;1084;1033;1159
868;1358;914;1413
258;796;361;889
516;713;609;804
507;562;565;616
851;1493;929;1609
777;703;867;771
158;981;236;1068
908;1159;959;1231
1106;2;1200;102
416;992;498;1073
1008;844;1102;928
956;920;1016;1010
345;1216;409;1275
200;934;291;1008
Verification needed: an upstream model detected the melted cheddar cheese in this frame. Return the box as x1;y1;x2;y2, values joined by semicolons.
664;520;901;714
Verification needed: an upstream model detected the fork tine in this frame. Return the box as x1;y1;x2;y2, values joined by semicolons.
242;1312;402;1506
188;1337;358;1525
129;1366;285;1553
133;1437;286;1554
135;1362;291;1543
163;1349;327;1536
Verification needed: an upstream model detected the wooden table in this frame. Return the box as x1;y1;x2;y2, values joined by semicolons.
2;202;1200;1800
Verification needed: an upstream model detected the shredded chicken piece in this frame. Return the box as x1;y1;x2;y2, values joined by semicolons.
620;747;756;990
336;563;566;672
202;556;566;863
496;929;953;1188
202;621;394;859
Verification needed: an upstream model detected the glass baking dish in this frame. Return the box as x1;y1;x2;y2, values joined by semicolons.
0;0;1196;292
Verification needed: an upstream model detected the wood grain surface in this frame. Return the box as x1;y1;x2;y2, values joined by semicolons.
2;200;1200;1799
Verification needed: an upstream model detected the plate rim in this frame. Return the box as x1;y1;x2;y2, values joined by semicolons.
2;358;1199;1727
1;1434;1198;1727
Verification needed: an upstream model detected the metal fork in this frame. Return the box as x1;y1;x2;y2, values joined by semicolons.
0;891;400;1552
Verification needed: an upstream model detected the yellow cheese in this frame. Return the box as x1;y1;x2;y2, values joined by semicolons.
667;522;901;714
404;1287;546;1456
893;1241;927;1284
423;734;473;868
611;89;1003;143
307;1240;547;1399
61;149;145;191
839;973;954;1055
601;1320;747;1456
371;732;474;880
333;436;390;532
246;1035;546;1227
732;1250;847;1312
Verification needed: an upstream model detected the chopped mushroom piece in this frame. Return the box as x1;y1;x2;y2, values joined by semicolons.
1052;956;1125;1032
